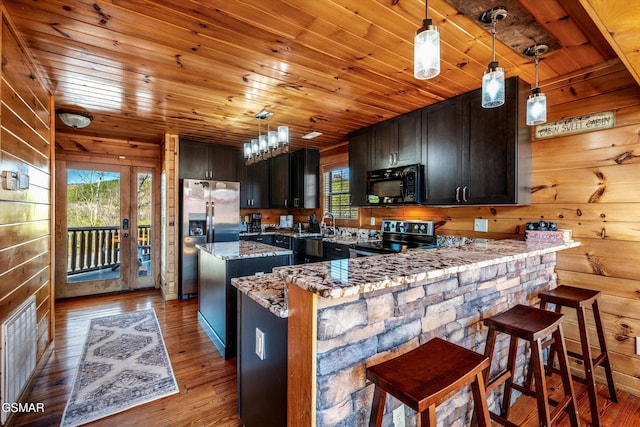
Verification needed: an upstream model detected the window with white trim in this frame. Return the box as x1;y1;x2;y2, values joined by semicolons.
323;167;358;220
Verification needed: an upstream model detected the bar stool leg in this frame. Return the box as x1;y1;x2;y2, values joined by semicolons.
369;386;386;427
576;303;601;427
553;326;580;427
530;337;553;426
592;300;618;403
418;404;436;427
471;372;491;427
499;336;519;420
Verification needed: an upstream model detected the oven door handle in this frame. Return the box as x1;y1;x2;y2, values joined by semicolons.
349;248;373;257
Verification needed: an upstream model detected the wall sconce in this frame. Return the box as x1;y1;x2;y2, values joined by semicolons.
56;109;93;129
524;44;548;126
414;0;440;80
244;110;289;164
480;7;508;108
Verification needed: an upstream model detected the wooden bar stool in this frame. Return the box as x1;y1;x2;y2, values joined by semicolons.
538;285;617;427
366;337;491;427
482;304;579;427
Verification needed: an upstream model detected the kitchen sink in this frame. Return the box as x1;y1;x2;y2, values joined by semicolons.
294;235;324;258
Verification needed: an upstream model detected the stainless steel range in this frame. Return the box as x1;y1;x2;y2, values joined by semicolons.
349;219;437;257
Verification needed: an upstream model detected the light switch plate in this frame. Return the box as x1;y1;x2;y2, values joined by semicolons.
370;217;376;226
474;218;488;232
255;328;265;360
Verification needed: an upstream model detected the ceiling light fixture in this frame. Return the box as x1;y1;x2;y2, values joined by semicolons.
480;7;507;108
524;44;548;126
56;109;93;129
414;0;440;80
244;110;289;164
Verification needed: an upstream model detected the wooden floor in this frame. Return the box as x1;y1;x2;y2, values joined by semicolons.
12;289;640;426
13;289;242;427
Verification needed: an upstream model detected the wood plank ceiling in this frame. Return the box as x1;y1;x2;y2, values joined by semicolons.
3;0;636;151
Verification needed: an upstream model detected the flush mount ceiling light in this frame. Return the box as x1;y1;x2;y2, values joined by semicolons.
524;43;549;126
243;109;289;164
480;7;507;108
56;109;93;129
414;0;440;80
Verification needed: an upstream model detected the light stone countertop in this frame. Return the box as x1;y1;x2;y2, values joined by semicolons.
197;241;292;261
231;239;580;317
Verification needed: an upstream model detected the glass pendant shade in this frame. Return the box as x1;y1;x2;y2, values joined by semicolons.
526;89;547;125
278;126;289;144
244;142;252;159
482;62;505;108
268;130;278;149
258;134;268;152
414;24;440;80
251;139;259;155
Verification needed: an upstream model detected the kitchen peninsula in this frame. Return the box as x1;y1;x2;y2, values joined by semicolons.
232;239;579;427
197;240;292;359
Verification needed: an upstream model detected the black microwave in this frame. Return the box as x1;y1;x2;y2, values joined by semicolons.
366;164;423;204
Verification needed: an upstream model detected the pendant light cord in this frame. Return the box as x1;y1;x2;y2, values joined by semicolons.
534;51;540;88
491;16;497;63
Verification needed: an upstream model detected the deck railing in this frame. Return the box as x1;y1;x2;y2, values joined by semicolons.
67;225;150;275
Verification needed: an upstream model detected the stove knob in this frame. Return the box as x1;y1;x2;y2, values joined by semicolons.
413;224;420;232
419;224;426;233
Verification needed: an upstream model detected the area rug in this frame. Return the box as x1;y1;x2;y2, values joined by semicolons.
60;309;179;427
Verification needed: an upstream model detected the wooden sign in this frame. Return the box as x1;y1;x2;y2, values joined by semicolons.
534;111;615;139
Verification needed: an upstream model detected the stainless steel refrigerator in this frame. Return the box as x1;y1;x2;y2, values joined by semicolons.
180;179;240;299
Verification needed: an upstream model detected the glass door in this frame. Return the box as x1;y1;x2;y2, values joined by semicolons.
62;163;131;296
133;169;153;289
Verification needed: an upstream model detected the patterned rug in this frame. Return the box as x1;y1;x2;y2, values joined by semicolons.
61;309;179;427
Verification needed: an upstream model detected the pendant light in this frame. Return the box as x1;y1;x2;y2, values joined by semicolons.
524;44;548;126
480;7;507;108
244;109;290;164
414;0;440;80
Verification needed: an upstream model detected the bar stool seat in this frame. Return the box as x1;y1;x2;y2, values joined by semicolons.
483;304;579;427
538;285;617;427
366;337;491;427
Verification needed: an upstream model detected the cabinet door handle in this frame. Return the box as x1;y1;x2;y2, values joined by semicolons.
394;153;398;165
285;199;288;207
455;186;461;203
335;247;342;252
389;153;393;166
463;186;468;202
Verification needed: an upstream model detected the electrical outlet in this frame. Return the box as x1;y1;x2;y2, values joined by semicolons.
474;218;488;232
636;336;640;356
370;217;376;226
255;328;265;360
392;406;405;427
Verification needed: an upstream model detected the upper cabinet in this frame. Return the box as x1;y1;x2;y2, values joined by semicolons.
269;154;291;209
290;148;320;209
237;153;270;208
348;127;371;207
422;76;531;205
370;110;421;169
179;140;238;181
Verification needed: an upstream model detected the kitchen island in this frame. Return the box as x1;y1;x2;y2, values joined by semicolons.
197;240;292;359
232;239;579;427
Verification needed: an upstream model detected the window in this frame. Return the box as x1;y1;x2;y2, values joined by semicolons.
323;167;358;220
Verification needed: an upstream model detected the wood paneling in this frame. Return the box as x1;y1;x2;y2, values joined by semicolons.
1;0;634;147
337;60;640;396
0;11;53;417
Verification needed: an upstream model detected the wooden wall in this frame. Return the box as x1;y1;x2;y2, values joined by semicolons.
327;59;640;396
0;9;54;408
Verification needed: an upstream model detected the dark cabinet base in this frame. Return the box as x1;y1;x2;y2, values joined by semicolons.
198;250;289;359
238;292;287;427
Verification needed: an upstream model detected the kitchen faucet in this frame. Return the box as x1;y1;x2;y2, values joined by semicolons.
321;212;336;237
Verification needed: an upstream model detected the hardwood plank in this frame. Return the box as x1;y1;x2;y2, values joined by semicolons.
12;289;243;427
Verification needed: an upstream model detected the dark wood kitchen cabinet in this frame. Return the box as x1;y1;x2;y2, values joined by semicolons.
348;127;371;206
370;110;421;169
179;140;237;181
422;76;531;205
269;154;291;208
290;148;320;208
238;155;270;208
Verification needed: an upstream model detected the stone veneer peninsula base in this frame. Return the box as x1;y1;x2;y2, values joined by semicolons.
281;240;579;427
